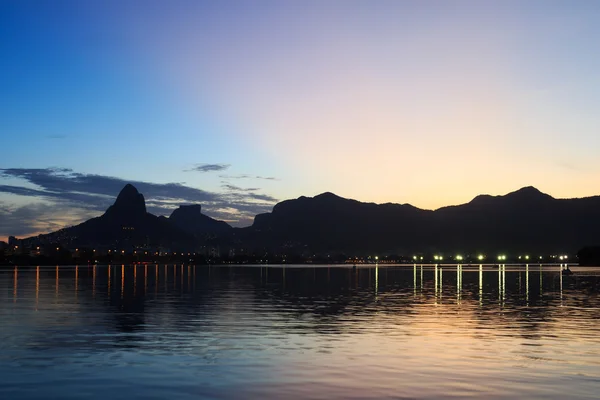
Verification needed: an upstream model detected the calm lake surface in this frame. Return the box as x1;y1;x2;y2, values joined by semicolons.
1;264;599;399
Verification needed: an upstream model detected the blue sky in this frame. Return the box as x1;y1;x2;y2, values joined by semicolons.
2;1;600;241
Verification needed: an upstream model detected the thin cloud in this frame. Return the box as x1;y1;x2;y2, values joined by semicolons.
221;184;260;192
0;167;278;238
186;163;230;173
220;174;279;181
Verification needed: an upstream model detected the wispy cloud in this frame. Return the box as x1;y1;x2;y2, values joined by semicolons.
220;174;279;181
186;163;230;173
0;167;279;239
0;202;92;239
221;183;260;192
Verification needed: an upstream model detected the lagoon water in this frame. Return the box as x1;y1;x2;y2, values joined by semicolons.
1;264;600;399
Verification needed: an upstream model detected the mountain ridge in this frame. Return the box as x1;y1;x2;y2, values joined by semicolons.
14;184;600;254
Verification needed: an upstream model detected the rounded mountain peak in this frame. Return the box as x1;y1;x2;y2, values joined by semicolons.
170;204;202;219
508;186;553;200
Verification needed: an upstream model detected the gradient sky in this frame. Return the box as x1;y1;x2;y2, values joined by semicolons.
2;0;600;241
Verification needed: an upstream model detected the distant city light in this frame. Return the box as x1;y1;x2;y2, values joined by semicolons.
456;255;463;261
478;255;484;261
525;255;529;260
498;255;506;261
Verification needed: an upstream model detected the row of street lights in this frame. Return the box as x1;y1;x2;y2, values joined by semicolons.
411;254;570;262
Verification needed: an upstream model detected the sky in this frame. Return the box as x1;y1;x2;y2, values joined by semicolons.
2;0;600;241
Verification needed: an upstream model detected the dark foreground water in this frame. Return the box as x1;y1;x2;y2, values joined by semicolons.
1;264;600;399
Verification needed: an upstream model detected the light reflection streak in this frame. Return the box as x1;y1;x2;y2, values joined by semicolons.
457;264;462;304
540;264;543;296
145;265;148;294
108;265;111;299
134;265;137;296
434;264;438;300
75;266;78;298
121;265;124;299
35;266;39;308
93;265;96;298
55;266;59;297
498;264;502;305
559;264;563;305
502;264;506;304
526;264;529;305
413;263;416;297
375;264;378;296
439;267;443;301
479;264;483;307
13;266;18;302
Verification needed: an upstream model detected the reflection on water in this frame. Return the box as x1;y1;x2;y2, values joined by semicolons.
1;264;600;399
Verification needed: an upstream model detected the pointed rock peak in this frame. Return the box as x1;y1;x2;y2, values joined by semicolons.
110;184;146;215
119;183;139;195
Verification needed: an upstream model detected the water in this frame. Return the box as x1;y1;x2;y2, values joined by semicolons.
1;264;600;399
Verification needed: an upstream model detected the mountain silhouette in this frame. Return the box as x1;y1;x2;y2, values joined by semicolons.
17;184;600;255
248;187;600;254
105;183;147;221
27;185;198;249
169;205;232;235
